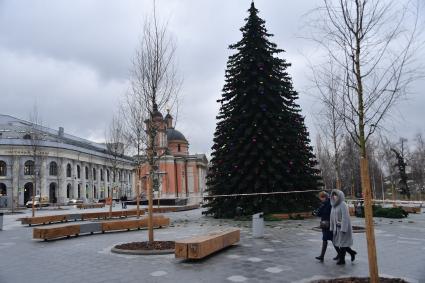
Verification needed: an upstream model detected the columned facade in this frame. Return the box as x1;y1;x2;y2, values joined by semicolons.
0;114;136;208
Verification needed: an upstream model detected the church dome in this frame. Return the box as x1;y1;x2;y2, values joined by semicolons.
166;128;187;142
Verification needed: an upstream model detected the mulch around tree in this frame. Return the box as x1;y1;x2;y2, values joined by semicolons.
313;277;408;283
114;241;175;251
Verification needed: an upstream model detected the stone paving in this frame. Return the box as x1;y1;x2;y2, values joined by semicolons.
0;206;424;283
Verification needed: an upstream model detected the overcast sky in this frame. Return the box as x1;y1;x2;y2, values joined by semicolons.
1;0;424;156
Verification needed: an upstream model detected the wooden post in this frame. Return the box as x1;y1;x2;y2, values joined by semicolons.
109;196;112;219
136;178;140;218
148;172;154;243
360;158;379;283
32;180;36;217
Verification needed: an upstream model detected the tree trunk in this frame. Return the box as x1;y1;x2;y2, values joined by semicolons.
148;168;154;243
356;31;380;282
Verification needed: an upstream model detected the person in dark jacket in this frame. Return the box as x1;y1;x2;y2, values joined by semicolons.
314;191;339;262
123;195;127;209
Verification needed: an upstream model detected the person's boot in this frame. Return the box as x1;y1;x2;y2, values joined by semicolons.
315;241;328;262
346;248;357;262
336;248;346;265
333;246;340;260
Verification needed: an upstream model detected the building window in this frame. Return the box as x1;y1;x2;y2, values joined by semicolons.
0;161;6;176
24;160;34;175
178;144;181;152
66;184;71;198
100;169;104;181
93;168;96;181
66;164;72;178
0;183;6;196
49;162;58;176
107;170;110;182
77;165;80;179
113;172;116;182
23;134;31;140
85;167;89;180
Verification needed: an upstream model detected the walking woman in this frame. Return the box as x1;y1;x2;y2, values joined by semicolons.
330;189;357;265
314;191;338;262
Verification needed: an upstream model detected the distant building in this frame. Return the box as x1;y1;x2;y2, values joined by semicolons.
0;114;135;208
138;109;208;204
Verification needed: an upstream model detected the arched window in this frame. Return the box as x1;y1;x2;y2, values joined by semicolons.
77;165;81;179
0;161;6;176
107;170;110;182
77;184;81;199
0;183;6;196
24;160;34;175
66;183;71;198
85;167;89;180
66;164;72;178
100;169;104;181
178;144;181;152
113;172;116;182
93;168;96;180
93;185;97;198
49;161;58;176
23;134;31;140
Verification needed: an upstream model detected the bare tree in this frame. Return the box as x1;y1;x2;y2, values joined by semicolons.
27;104;44;217
315;134;335;191
123;1;181;243
308;0;421;280
105;115;128;219
410;133;425;198
312;58;345;189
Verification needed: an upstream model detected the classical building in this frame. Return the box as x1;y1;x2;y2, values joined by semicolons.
138;109;208;204
0;114;135;208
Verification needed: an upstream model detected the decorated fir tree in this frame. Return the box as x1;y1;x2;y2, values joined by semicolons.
204;2;321;218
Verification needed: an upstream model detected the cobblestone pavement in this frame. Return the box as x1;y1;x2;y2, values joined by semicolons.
0;206;424;283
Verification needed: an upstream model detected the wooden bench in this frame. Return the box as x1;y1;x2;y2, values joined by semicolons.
33;216;170;241
149;204;200;213
76;203;105;209
21;210;145;226
21;215;69;226
271;211;314;220
400;206;421;214
175;228;240;259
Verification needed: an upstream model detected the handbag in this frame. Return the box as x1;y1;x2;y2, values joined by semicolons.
320;220;330;229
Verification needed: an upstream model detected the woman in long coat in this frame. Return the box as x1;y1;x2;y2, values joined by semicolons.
330;189;357;265
314;191;339;262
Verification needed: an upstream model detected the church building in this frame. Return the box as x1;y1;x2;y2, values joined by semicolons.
138;110;208;204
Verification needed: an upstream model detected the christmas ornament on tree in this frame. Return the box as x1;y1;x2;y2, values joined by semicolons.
204;2;321;218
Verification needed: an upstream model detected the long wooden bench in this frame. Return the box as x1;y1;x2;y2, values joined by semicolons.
76;203;105;209
175;228;240;259
400;206;421;214
21;215;69;226
147;204;200;214
33;216;170;241
21;210;145;226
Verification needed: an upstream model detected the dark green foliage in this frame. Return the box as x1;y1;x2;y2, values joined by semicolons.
204;3;321;218
356;205;408;219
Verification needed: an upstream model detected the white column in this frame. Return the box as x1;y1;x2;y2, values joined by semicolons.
81;162;87;201
12;156;21;206
59;159;66;204
40;158;47;198
73;162;78;199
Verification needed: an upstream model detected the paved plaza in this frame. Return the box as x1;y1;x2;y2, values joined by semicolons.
0;206;424;283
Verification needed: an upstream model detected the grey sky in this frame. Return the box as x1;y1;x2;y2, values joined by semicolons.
1;0;424;156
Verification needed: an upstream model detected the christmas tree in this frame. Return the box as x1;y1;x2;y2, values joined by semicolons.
204;2;321;218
